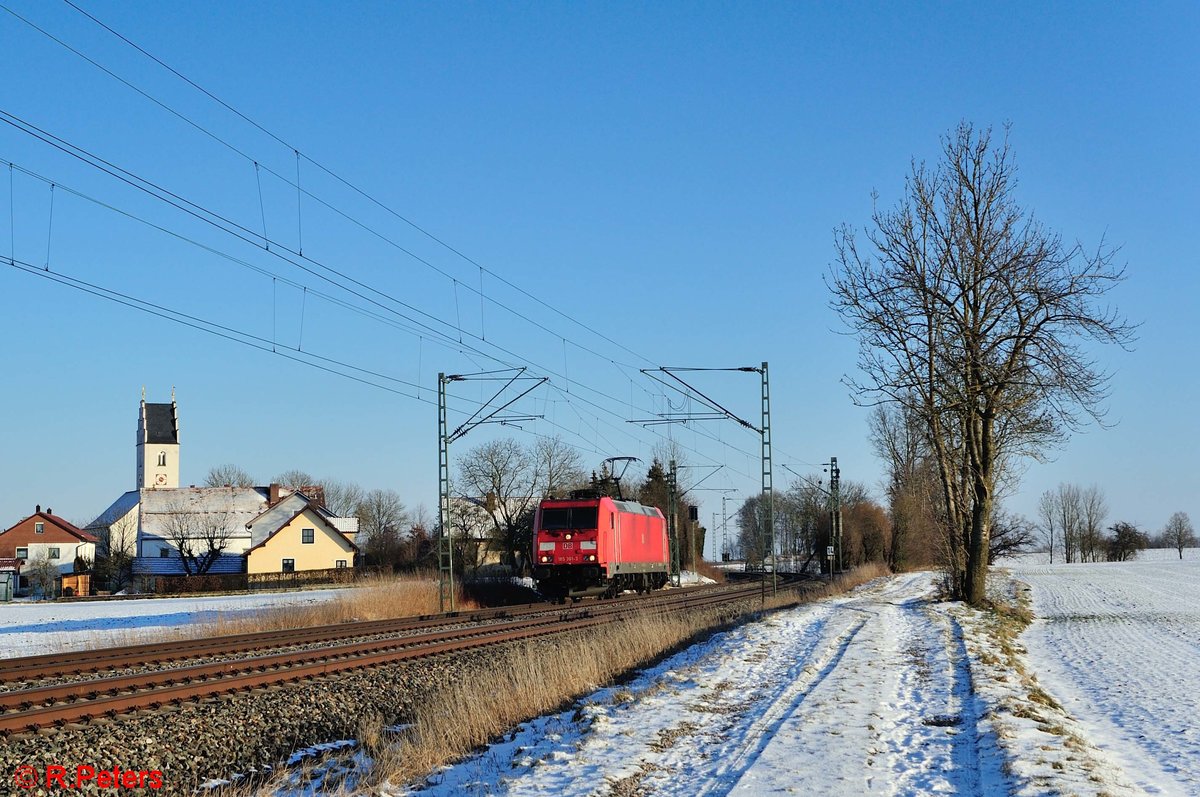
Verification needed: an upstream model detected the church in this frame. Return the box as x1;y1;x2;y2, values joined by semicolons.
87;393;358;579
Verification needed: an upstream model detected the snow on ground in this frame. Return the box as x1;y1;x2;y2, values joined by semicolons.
0;588;346;658
1009;551;1200;797
387;573;1019;796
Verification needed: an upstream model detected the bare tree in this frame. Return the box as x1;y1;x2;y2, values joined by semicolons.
1037;489;1058;564
160;501;238;576
988;510;1037;564
831;123;1133;603
1161;511;1196;560
1078;486;1108;563
26;553;59;598
204;464;255;488
321;479;366;517
456;439;542;570
536;436;585;498
95;512;138;591
273;469;316;489
356;489;409;567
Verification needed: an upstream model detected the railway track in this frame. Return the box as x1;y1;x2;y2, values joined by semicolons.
0;577;809;736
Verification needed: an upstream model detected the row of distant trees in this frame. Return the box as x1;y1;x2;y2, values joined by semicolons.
1037;483;1195;563
192;436;708;579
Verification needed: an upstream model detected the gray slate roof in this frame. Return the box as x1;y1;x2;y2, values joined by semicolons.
138;487;266;542
144;403;178;444
85;490;140;531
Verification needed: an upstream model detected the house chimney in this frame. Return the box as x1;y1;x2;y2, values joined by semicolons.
46;508;52;515
35;504;41;513
269;483;282;506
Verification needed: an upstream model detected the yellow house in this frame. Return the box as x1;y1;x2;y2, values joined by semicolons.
245;493;357;574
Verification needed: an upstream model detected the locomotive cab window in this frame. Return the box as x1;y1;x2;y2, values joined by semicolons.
540;507;599;530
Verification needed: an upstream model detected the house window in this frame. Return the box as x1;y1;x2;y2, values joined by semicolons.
302;528;315;544
48;547;61;560
159;546;170;558
157;451;167;466
35;522;45;534
282;559;295;573
335;560;347;569
15;547;27;560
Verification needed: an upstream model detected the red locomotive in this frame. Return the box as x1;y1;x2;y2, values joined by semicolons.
532;495;669;600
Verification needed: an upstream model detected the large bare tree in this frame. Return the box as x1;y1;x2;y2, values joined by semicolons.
831;123;1133;604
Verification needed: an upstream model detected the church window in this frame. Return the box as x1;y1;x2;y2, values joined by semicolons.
302;528;315;544
157;452;167;467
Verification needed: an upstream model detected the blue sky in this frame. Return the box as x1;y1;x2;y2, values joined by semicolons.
1;1;1196;553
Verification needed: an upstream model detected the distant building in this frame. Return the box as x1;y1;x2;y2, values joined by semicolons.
86;393;359;577
245;490;358;574
0;507;98;591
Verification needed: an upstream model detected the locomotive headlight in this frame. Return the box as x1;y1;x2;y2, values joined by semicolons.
586;554;596;562
565;533;573;541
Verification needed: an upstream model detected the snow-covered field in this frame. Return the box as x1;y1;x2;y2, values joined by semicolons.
1009;550;1200;797
0;588;346;658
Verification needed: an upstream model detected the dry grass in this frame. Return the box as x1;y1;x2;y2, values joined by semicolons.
217;563;891;795
98;573;479;649
692;559;728;583
370;562;890;789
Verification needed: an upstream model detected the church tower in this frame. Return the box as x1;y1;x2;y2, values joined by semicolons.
136;388;180;489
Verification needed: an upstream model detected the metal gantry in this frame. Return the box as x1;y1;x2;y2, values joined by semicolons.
437;369;545;613
631;362;775;601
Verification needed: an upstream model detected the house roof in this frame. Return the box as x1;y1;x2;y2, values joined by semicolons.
138;486;266;540
245;492;359;554
0;512;98;543
144;402;178;444
85;490;141;531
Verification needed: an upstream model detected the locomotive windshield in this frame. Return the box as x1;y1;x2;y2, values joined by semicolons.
540;506;599;530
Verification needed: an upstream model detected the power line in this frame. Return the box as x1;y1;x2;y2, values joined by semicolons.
7;1;652;373
0;22;780;491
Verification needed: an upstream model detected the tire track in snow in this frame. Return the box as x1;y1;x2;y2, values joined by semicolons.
693;614;871;796
871;599;969;795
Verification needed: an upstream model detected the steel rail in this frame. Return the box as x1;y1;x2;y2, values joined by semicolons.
0;579;798;735
0;583;739;683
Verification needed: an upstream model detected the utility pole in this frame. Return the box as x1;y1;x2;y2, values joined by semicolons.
437;374;454;613
829;456;842;574
721;494;730;562
668;459;680;587
761;361;775;598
